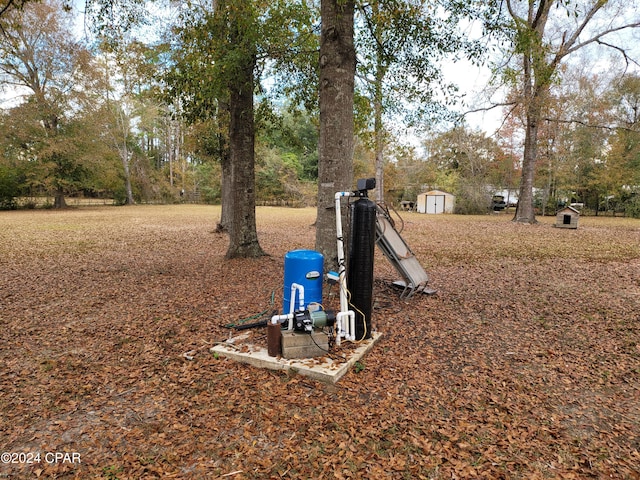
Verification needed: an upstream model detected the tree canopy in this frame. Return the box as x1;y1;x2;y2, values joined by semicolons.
0;0;639;221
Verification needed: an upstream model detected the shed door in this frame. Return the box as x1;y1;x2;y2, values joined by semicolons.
417;195;426;213
427;195;445;214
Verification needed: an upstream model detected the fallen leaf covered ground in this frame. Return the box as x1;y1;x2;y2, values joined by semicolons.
0;205;638;479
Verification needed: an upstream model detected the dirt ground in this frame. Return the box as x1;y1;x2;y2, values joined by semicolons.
0;205;639;479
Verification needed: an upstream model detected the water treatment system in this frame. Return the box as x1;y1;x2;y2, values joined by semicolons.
223;177;435;364
265;178;378;355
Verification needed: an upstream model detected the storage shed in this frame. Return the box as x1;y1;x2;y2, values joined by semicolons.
555;206;579;229
416;190;455;214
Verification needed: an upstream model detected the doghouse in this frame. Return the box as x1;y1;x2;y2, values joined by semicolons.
555;206;579;229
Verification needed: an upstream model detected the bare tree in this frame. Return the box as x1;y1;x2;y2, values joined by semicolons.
489;0;640;223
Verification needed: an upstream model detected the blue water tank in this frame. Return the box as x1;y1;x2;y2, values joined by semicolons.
283;250;324;314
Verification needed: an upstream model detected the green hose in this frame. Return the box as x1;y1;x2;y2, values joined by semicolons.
223;290;276;328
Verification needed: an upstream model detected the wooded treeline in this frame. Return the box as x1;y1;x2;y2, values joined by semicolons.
1;0;639;219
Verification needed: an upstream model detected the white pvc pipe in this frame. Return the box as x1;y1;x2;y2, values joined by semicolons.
271;313;293;325
334;192;352;315
289;283;305;314
335;313;343;347
335;310;356;345
350;312;356;341
334;192;356;344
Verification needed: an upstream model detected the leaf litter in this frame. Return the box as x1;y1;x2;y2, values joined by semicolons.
0;205;639;479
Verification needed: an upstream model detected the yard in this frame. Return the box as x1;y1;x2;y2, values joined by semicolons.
0;205;639;479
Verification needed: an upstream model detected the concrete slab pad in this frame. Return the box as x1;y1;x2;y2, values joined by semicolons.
210;332;382;384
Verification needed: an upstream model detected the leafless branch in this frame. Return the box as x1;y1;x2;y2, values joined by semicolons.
462;100;516;117
595;39;640;70
559;1;604;54
504;0;522;26
458;100;519;137
531;0;549;30
565;21;640;58
544;116;640;133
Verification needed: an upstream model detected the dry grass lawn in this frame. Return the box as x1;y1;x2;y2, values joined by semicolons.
1;205;639;479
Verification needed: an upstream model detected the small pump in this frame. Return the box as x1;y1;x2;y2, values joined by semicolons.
271;307;336;333
292;309;336;333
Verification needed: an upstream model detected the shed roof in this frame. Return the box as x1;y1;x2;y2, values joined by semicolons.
557;206;580;215
419;190;455;197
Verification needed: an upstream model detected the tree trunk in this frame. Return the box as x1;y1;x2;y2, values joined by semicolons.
374;59;386;204
372;1;386;205
217;148;232;232
120;144;135;205
217;108;232;232
169;134;174;188
513;108;540;223
224;54;264;259
316;0;356;270
513;20;544;225
123;159;135;205
46;114;68;210
54;187;67;209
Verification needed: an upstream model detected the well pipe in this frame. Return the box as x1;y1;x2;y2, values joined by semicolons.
334;191;356;344
289;283;305;315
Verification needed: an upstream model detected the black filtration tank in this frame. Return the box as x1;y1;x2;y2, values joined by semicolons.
347;197;376;340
